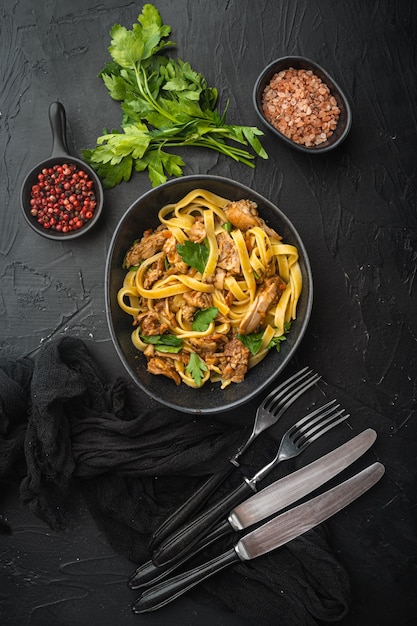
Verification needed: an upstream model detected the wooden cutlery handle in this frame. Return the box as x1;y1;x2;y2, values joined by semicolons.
149;465;234;551
152;480;254;567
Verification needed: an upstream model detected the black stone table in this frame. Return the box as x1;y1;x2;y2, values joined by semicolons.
1;1;416;624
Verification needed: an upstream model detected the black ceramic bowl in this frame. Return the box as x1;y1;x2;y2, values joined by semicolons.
253;56;352;154
20;102;103;241
106;175;313;414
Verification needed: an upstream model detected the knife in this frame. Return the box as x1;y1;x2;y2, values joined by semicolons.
129;428;377;588
132;461;385;613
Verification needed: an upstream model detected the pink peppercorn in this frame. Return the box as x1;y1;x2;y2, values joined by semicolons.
29;163;97;233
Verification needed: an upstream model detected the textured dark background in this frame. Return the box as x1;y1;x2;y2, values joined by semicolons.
1;0;416;624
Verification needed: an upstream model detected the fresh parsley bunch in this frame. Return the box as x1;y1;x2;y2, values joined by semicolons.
82;3;268;188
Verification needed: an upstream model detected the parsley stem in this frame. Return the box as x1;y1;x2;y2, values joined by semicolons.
135;64;180;125
157;136;256;166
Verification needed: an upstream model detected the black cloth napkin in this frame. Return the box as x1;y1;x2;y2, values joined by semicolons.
0;337;350;625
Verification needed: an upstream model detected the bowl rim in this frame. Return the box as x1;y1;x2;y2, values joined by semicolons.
105;174;313;414
253;55;352;154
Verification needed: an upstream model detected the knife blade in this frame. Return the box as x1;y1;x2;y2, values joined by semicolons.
133;461;384;612
228;427;377;531
129;428;376;588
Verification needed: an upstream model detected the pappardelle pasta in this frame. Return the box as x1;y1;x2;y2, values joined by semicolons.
118;189;302;389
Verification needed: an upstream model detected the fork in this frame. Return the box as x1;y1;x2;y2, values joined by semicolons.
230;366;321;466
151;399;349;568
149;366;321;551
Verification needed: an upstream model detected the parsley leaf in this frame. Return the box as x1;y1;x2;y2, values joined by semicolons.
267;335;286;352
237;332;264;355
83;4;267;188
141;334;183;353
186;352;208;387
82;148;133;188
192;307;218;332
267;322;292;352
238;322;292;355
176;240;209;274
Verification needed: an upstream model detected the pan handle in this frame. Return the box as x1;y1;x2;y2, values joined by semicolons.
49;101;70;157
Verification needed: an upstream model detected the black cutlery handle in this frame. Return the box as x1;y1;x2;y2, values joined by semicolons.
149;465;234;552
132;548;238;613
129;519;232;589
152;480;254;567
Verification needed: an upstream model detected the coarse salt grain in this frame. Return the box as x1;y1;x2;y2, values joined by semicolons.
262;68;340;147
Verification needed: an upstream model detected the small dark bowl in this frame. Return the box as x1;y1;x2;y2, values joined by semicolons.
20;102;103;240
253;56;352;154
106;175;313;415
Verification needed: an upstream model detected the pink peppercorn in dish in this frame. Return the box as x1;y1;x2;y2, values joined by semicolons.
21;156;104;241
29;163;97;234
262;68;340;147
253;57;351;154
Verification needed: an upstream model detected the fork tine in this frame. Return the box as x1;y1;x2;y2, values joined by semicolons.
264;370;321;415
292;399;340;436
262;366;312;411
292;398;349;449
300;411;350;446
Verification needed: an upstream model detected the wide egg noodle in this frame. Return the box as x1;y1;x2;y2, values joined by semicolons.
231;228;257;300
202;209;219;279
